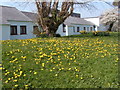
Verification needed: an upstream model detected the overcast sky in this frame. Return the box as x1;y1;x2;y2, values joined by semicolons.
0;0;115;18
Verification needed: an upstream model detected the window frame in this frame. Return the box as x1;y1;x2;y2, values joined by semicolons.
63;24;66;33
10;25;17;35
84;27;86;31
77;27;80;32
20;26;27;35
90;27;93;31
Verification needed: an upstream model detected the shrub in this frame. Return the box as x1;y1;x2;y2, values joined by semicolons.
54;34;61;37
93;31;110;36
36;32;48;38
80;30;87;34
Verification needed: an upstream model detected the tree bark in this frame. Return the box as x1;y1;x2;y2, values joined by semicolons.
35;0;92;36
108;23;114;31
35;0;74;37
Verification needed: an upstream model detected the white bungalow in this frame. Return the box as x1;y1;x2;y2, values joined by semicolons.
56;16;95;36
84;17;107;31
0;6;36;40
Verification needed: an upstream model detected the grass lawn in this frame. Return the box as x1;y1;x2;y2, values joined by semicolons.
2;32;119;88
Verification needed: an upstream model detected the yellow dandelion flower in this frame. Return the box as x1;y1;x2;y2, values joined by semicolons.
5;80;8;83
50;69;53;72
42;63;45;67
8;78;11;80
55;74;58;77
76;75;79;77
41;68;44;70
13;80;17;82
25;85;28;87
34;72;37;75
23;74;26;76
14;85;18;87
0;67;2;70
80;77;83;80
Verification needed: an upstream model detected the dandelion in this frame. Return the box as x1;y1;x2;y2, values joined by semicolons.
8;78;11;80
42;63;45;67
41;68;44;70
14;85;18;87
23;74;26;76
90;75;93;78
0;67;2;70
76;75;79;77
11;56;15;58
55;74;58;77
20;71;23;75
34;72;37;75
53;67;55;69
25;85;28;87
13;80;17;82
80;77;83;80
5;80;8;83
68;68;71;70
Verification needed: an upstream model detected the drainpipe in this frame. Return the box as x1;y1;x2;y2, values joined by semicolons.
66;25;69;36
95;26;98;31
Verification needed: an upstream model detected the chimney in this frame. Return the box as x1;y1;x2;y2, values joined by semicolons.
71;13;81;18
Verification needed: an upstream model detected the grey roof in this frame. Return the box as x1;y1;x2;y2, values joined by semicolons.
0;5;95;26
22;11;38;22
0;6;32;24
64;16;95;26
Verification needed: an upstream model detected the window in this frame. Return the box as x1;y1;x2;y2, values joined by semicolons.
73;27;75;32
10;26;17;35
63;24;66;32
77;27;80;32
84;27;86;31
90;27;93;31
20;26;27;35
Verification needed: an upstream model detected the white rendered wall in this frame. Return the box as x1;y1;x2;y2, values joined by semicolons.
56;24;66;36
85;18;100;26
84;18;100;31
9;21;35;40
0;25;10;40
68;24;94;35
56;24;94;36
84;17;108;31
0;25;1;40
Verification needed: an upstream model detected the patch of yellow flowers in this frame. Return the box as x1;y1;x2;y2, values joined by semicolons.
2;37;118;88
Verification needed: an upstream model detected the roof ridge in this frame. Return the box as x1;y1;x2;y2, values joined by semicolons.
21;11;37;14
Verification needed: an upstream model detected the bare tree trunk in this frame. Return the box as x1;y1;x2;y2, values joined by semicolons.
108;23;114;31
35;0;74;37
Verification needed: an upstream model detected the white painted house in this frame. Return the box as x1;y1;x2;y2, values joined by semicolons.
0;5;106;40
84;17;108;31
56;16;95;36
0;6;36;40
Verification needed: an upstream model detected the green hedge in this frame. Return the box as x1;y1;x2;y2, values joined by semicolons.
93;31;110;36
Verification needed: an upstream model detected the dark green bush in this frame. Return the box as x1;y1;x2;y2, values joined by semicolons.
36;34;48;38
54;34;61;37
93;31;110;36
79;30;87;34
